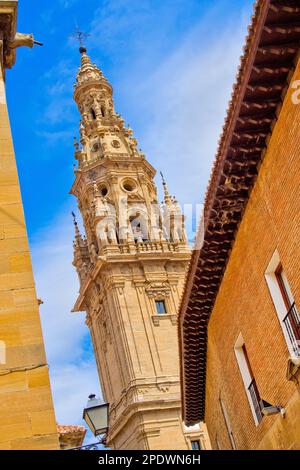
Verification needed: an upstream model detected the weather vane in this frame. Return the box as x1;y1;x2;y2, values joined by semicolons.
70;25;90;49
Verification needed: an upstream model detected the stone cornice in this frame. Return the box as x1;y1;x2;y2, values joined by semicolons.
70;155;156;196
0;1;18;71
72;245;190;312
107;376;182;441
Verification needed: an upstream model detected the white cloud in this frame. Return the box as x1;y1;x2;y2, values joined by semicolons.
41;59;77;126
60;0;79;8
87;2;251;239
121;15;250;209
36;129;74;146
29;0;253;439
139;20;247;206
31;209;81;365
51;362;100;426
30;206;101;428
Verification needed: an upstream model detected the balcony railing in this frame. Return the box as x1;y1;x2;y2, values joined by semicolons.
118;240;182;255
283;302;300;357
248;379;263;423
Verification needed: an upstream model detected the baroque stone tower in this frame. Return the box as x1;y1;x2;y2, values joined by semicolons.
71;46;203;450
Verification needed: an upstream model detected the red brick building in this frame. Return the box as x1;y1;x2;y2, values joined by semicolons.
179;0;300;450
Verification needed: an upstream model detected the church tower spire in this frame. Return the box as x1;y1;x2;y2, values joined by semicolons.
70;48;205;450
160;171;172;206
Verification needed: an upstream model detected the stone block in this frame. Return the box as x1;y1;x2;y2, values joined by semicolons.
13;288;37;306
4;223;27;240
9;252;32;273
27;366;51;390
30;410;57;436
11;433;59;450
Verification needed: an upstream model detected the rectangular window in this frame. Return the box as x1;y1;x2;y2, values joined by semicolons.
265;251;300;358
191;440;201;450
155;300;167;315
219;398;236;449
234;334;263;425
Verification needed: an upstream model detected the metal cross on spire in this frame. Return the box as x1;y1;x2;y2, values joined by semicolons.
70;26;90;51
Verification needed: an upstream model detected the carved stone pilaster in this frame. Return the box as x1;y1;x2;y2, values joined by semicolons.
145;282;171;299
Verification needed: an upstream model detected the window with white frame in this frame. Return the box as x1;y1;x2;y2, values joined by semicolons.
234;334;263;425
265;250;300;358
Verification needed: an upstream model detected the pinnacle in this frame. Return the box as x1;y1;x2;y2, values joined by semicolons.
72;211;82;242
160;171;172;206
80;49;92;66
74;48;111;94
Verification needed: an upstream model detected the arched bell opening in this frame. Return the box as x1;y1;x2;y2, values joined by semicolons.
128;210;149;243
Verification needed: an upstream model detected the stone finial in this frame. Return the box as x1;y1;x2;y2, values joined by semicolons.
72;211;83;245
74;47;111;96
160;172;172;206
74;136;79;151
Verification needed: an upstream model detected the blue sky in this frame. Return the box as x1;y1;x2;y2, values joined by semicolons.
6;0;254;436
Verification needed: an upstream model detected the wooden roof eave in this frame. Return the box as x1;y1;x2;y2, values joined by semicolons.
179;0;300;425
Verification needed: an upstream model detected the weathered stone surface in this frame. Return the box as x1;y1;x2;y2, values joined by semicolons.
0;2;59;450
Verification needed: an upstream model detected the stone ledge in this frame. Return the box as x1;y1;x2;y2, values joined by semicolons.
152;314;177;326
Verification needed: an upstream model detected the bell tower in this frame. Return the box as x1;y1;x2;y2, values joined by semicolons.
70;46;203;450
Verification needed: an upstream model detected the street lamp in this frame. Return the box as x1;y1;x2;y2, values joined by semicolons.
83;394;109;438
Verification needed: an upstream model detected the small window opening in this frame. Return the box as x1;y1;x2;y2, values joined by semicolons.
191;440;201;451
155;300;167;315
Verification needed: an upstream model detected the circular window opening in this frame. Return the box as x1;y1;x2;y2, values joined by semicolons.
111;140;121;149
122;178;137;193
124;183;134;192
98;184;109;197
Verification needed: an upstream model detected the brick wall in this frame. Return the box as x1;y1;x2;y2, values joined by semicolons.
205;56;300;450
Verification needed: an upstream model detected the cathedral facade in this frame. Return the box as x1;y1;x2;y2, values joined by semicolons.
70;46;208;450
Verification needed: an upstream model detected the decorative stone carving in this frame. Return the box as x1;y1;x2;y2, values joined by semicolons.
145;282;171;299
111;139;121;148
90;242;98;262
157;384;170;393
151;314;177;327
70;46;193;450
8;32;35;49
87;170;98;182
